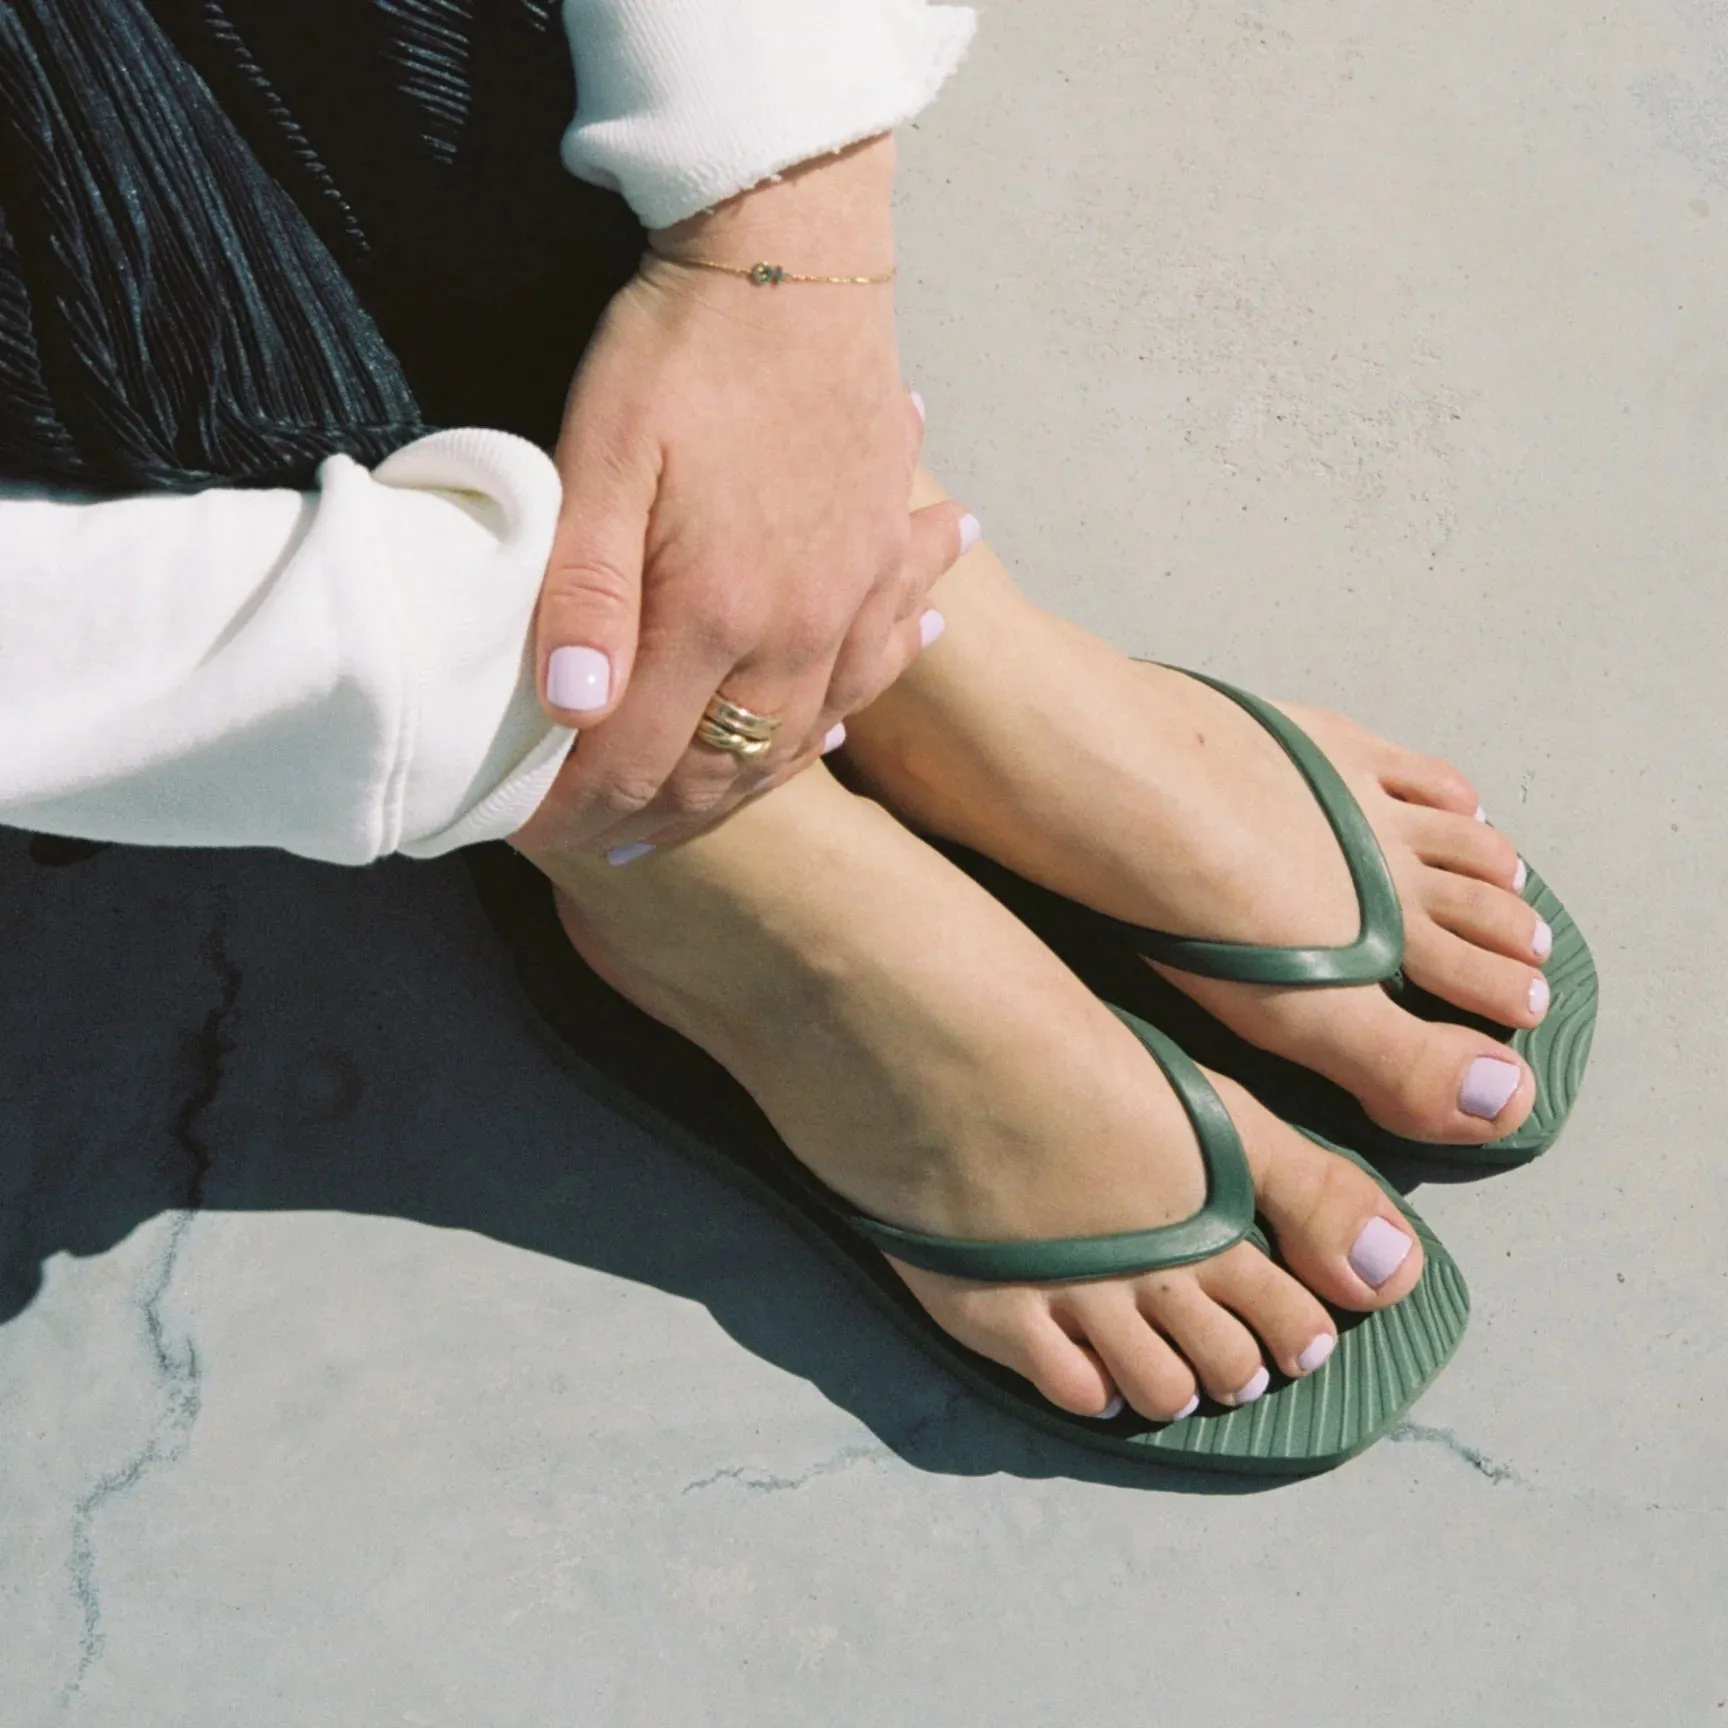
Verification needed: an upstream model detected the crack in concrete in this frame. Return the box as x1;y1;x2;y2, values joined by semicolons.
1388;1421;1525;1486
681;1442;885;1497
63;893;240;1702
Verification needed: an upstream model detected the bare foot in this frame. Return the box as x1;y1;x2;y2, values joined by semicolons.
520;766;1423;1421
841;474;1547;1147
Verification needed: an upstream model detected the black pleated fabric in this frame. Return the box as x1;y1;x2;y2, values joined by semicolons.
0;0;645;496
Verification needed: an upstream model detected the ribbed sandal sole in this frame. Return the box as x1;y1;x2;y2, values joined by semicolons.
464;845;1469;1477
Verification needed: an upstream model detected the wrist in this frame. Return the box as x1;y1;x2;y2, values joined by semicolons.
649;134;897;277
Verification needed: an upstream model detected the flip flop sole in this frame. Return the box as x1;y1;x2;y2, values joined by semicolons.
465;845;1469;1477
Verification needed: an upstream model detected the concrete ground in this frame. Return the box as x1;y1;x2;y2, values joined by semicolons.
3;0;1725;1721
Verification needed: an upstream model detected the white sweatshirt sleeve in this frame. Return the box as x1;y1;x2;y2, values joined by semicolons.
0;430;572;865
558;0;977;229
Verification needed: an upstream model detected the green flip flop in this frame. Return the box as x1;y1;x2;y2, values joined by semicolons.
940;669;1597;1169
465;844;1468;1478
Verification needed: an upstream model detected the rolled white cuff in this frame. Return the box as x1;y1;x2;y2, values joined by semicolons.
559;0;976;228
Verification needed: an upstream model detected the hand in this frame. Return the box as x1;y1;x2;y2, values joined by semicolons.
509;135;974;862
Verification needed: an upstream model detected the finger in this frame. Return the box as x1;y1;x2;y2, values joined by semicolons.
820;502;972;719
536;421;659;729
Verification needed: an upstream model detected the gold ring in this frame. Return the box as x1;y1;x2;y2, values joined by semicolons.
695;694;782;759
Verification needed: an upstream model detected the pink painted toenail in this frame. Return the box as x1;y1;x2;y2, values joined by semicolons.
1459;1055;1520;1120
1097;1392;1126;1420
1474;806;1488;823
1297;1333;1337;1374
1173;1393;1200;1421
1533;918;1553;960
1528;975;1551;1018
1350;1216;1414;1287
1512;857;1529;893
1230;1365;1270;1407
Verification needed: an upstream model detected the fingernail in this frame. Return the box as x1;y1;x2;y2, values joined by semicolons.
605;842;655;868
822;722;847;755
910;389;926;423
958;513;982;555
1532;917;1553;960
1474;805;1489;823
1097;1392;1125;1420
1528;974;1551;1018
1459;1055;1521;1119
1229;1365;1270;1407
1297;1332;1337;1374
547;645;611;713
1350;1216;1414;1287
1172;1392;1200;1421
919;608;946;648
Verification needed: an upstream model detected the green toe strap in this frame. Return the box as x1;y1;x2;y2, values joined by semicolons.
838;1011;1255;1282
1100;670;1405;987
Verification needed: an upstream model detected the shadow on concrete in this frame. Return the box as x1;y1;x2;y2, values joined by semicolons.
0;832;1456;1497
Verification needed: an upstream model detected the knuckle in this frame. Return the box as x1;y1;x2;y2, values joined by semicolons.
545;554;636;619
664;771;735;819
594;771;662;820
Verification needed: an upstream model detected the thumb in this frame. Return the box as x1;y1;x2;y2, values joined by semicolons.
536;451;657;726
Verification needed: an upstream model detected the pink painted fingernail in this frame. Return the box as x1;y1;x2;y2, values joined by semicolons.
1097;1392;1125;1420
606;842;655;868
919;608;946;648
1460;1055;1520;1119
547;645;612;713
1297;1333;1337;1374
1229;1365;1270;1407
1528;975;1551;1018
1172;1392;1200;1421
1350;1216;1414;1287
958;513;982;555
822;722;847;755
1533;918;1553;960
910;389;926;423
1512;857;1529;892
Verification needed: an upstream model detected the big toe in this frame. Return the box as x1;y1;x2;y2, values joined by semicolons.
1178;968;1537;1144
1218;1073;1427;1312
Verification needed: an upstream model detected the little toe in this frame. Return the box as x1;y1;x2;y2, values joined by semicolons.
1397;804;1524;889
1135;1275;1270;1407
1017;1308;1122;1417
1066;1288;1201;1421
1196;1241;1338;1381
1371;742;1479;815
1404;919;1551;1031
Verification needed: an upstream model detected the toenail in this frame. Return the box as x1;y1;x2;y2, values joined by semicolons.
1097;1392;1126;1420
1528;975;1551;1018
1229;1365;1271;1407
1297;1333;1337;1374
1533;918;1553;960
1512;857;1529;893
1350;1216;1415;1288
1172;1393;1200;1422
1459;1055;1520;1120
1474;805;1488;823
606;842;655;867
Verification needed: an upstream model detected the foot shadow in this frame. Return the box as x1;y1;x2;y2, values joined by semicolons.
1;833;1274;1496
